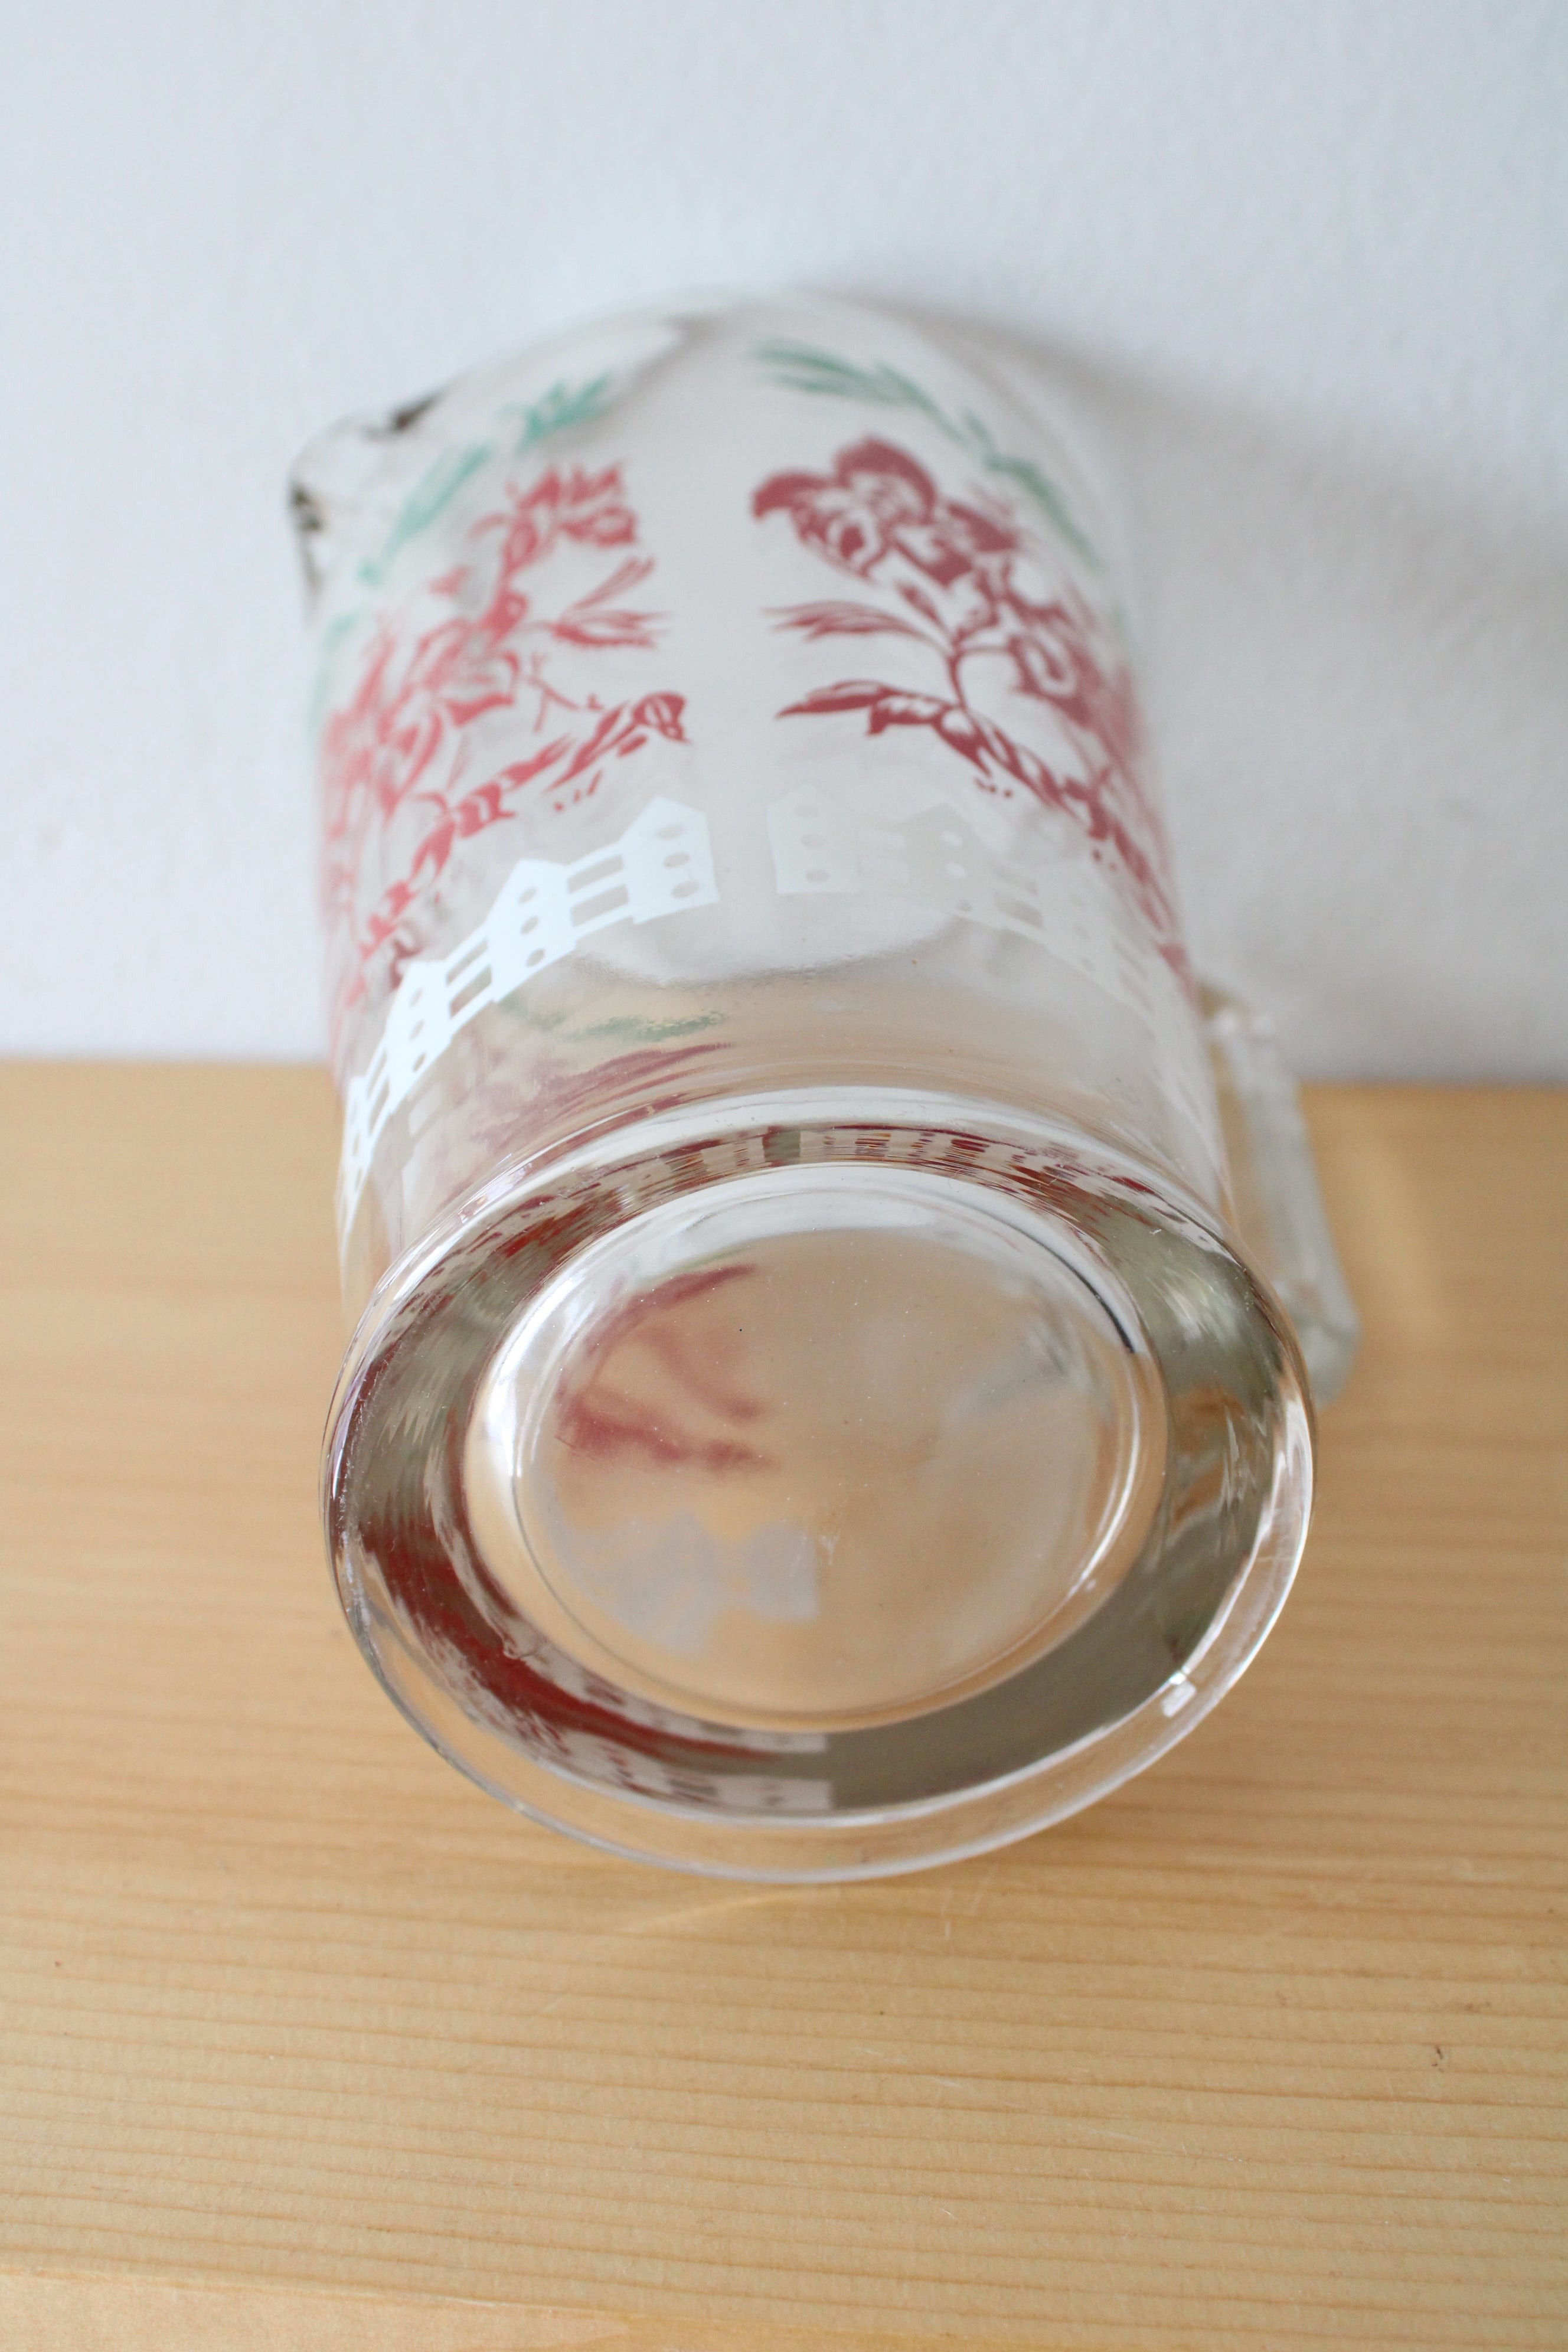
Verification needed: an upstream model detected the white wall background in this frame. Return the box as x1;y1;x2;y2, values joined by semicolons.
2;0;1563;1078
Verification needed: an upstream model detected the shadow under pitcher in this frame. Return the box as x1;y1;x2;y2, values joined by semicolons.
291;293;1357;1877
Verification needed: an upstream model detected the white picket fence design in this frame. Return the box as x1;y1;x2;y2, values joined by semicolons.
339;783;1217;1241
338;797;717;1235
766;783;1217;1158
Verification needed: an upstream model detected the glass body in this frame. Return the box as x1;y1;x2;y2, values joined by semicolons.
293;294;1333;1878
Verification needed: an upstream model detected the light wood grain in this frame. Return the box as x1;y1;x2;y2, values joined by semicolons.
0;1066;1562;2348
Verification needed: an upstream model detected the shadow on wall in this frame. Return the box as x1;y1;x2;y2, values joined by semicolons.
922;310;1568;1084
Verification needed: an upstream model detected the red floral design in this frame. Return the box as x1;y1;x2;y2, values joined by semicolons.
753;436;1186;980
553;1265;773;1473
754;437;1016;593
322;461;686;1056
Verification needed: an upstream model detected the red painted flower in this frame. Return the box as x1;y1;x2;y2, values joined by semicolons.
754;437;1021;592
475;463;638;574
755;431;1187;986
321;457;686;1065
1004;599;1142;785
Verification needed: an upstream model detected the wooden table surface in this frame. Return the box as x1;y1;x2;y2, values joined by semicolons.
0;1067;1562;2350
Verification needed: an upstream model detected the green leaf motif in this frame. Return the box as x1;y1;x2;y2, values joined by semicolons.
358;440;495;587
354;374;617;590
577;1011;726;1045
506;373;615;458
498;998;723;1046
753;338;1100;570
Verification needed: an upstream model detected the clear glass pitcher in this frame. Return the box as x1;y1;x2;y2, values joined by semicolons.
291;292;1355;1878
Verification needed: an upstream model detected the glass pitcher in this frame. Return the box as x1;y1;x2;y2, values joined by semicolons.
290;292;1355;1878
